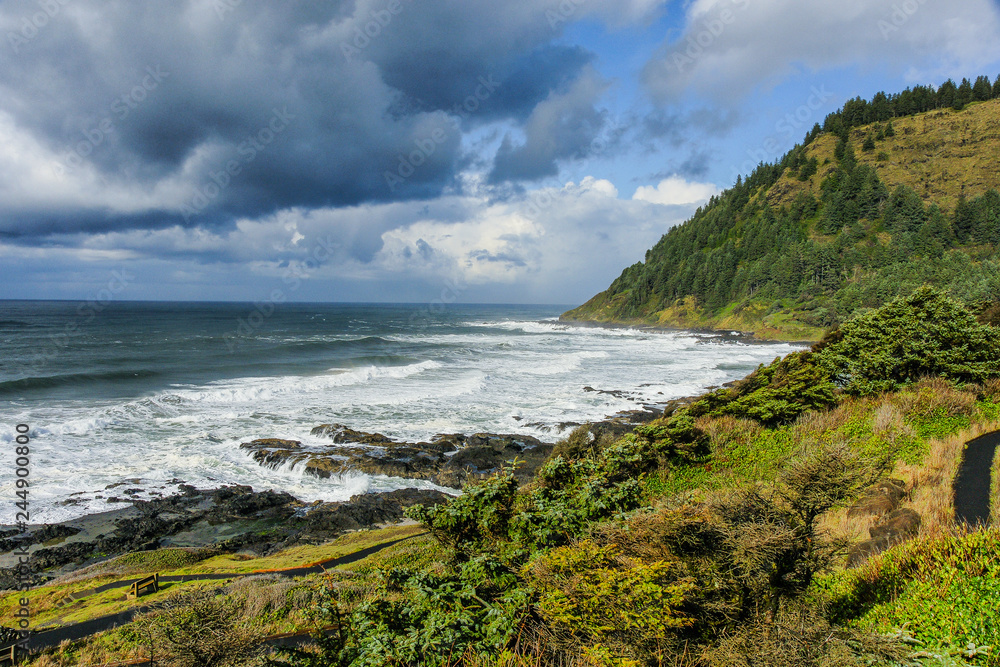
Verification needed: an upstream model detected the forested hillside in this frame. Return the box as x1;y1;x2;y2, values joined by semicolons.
562;75;1000;340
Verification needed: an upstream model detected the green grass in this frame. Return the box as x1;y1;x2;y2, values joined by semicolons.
1;523;426;634
817;527;1000;664
170;523;425;574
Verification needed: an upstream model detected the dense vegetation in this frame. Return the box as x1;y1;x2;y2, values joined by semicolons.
562;74;1000;340
259;290;1000;667
22;77;1000;667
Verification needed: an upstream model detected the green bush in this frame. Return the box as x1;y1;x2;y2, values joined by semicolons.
687;352;837;427
818;286;1000;395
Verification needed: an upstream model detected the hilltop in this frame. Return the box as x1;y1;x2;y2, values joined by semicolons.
562;76;1000;340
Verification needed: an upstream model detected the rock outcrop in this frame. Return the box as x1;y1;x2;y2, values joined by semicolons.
241;425;555;488
0;484;448;587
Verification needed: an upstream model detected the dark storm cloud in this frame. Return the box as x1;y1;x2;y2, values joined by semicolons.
487;68;609;183
0;0;600;238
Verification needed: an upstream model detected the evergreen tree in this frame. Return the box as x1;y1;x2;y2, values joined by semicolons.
953;196;977;242
862;135;876;152
938;79;957;108
884;185;926;233
955;78;974;109
973;75;993;101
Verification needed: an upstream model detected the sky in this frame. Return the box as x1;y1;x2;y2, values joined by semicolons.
2;0;1000;305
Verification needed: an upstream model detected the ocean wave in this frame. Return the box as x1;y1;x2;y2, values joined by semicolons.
461;319;680;338
516;350;610;376
0;319;41;329
0;369;161;396
166;360;443;406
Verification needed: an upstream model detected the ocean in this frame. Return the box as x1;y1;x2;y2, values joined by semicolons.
0;301;803;523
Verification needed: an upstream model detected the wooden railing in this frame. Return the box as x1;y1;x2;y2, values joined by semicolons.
0;643;19;665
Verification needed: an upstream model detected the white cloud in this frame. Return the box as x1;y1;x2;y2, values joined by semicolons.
633;175;719;205
15;177;707;303
643;0;1000;103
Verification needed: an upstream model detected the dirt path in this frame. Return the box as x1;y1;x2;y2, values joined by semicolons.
952;430;999;527
23;533;423;652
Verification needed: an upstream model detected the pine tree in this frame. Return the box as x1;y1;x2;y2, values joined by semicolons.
954;77;974;110
973;75;993;102
953;195;976;242
862;135;876;152
937;79;957;108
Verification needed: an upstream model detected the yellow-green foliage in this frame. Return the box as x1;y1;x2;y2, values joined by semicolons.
770;100;1000;213
530;540;694;643
992;446;1000;525
343;533;449;575
645;379;998;503
818;527;1000;663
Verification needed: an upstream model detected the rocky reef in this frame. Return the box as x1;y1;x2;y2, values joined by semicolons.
240;427;554;489
0;485;448;587
240;406;667;489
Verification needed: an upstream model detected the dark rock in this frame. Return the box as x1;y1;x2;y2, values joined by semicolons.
310;424;395;445
242;429;552;489
847;479;907;518
583;386;631;399
869;508;921;541
0;524;81;553
848;508;922;567
1;483;441;580
246;438;301;449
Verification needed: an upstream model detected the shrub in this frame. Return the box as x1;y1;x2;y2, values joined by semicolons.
717;352;838;426
135;589;264;667
817;286;1000;395
349;558;531;667
530;540;695;660
406;469;519;556
820;528;1000;660
687;352;838;427
701;601;905;667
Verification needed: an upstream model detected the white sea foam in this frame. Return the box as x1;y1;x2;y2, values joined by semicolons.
1;314;804;522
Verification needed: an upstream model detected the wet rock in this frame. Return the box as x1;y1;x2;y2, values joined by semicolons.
583;386;632;399
242;430;553;489
0;524;81;553
286;489;449;543
310;424;394;445
0;484;443;581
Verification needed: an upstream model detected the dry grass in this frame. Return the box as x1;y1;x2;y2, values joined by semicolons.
816;507;879;545
698;415;763;451
225;573;314;619
768;98;1000;212
790;403;855;445
889;377;977;419
895;419;1000;536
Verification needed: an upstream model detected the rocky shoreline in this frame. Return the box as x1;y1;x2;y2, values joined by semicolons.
0;484;450;589
0;395;686;588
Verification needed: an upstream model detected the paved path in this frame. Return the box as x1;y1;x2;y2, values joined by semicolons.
23;533;423;652
953;430;999;526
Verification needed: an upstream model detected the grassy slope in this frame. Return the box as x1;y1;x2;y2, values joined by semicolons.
0;524;424;631
563;99;1000;341
18;379;1000;665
